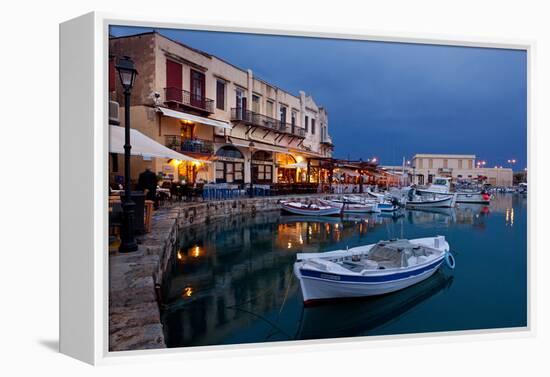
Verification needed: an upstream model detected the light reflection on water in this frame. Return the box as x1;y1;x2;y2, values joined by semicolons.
161;194;527;348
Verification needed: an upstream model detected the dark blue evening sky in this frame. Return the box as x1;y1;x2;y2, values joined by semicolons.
110;26;527;169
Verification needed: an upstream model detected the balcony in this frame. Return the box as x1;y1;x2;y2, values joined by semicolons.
321;134;333;145
165;135;214;155
230;108;306;138
164;87;214;114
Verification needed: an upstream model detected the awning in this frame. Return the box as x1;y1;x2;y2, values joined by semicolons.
157;107;232;129
109;125;209;163
288;148;321;157
229;138;288;153
281;162;308;169
335;167;360;177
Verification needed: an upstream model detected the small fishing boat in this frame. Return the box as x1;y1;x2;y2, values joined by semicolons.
294;236;455;303
280;201;341;216
456;191;491;204
416;176;491;204
406;194;456;208
319;199;380;214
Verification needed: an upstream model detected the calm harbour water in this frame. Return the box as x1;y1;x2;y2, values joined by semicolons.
161;193;527;348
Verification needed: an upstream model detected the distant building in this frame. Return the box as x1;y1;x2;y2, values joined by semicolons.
409;154;513;186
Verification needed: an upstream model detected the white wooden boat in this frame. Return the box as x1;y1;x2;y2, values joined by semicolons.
456;191;491;204
406;193;456;208
280;201;341;216
294;236;455;303
319;199;380;214
417;177;491;204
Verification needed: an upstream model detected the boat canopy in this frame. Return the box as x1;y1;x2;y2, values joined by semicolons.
368;239;435;268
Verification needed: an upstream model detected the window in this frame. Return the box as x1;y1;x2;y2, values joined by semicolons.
110;153;118;172
443;159;448;168
291;111;297;132
458;159;463;169
216;146;244;159
280;106;287;124
235;89;246;118
468;160;473;169
252;95;260;113
190;70;206;107
418;159;423;169
311;118;316;134
215;146;245;184
266;100;274;118
252;150;274;183
305;116;309;132
429;159;433;169
216;80;225;110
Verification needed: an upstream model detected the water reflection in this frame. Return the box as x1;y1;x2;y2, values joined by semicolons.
297;271;454;340
161;194;527;348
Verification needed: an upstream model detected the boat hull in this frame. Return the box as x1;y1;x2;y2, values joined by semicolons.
319;199;379;214
281;203;341;216
406;195;454;208
296;258;444;303
456;192;490;204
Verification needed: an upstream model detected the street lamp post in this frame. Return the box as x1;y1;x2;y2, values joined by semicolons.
116;56;139;253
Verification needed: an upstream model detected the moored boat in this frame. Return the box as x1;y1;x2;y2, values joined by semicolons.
456;191;491;204
319;199;380;214
416;176;491;204
294;236;455;303
280;201;341;216
406;193;456;208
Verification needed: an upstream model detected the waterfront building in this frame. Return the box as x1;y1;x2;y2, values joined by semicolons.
108;32;334;187
409;154;513;186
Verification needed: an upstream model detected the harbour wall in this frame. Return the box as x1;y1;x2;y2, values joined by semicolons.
108;193;373;351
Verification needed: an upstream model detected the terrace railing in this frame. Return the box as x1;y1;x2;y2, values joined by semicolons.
165;135;214;155
164;87;214;114
230;108;306;138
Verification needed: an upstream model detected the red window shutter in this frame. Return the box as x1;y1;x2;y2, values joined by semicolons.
166;60;183;102
109;58;115;92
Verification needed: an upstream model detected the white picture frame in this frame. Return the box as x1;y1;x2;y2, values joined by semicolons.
59;11;534;365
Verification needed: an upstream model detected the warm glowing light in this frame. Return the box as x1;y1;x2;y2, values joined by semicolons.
299;235;304;245
171;159;183;167
287;242;292;249
295;155;304;163
191;245;201;258
182;287;193;297
177;250;183;260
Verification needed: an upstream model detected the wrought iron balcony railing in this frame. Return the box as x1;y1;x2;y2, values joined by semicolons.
165;135;214;155
230;108;306;138
164;87;214;114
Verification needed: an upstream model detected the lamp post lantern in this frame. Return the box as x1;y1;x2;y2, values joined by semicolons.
116;56;139;253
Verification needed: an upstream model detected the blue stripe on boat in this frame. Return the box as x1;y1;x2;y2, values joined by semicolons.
300;258;444;283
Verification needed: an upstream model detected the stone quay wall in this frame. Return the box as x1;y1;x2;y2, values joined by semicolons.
108;193;373;351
